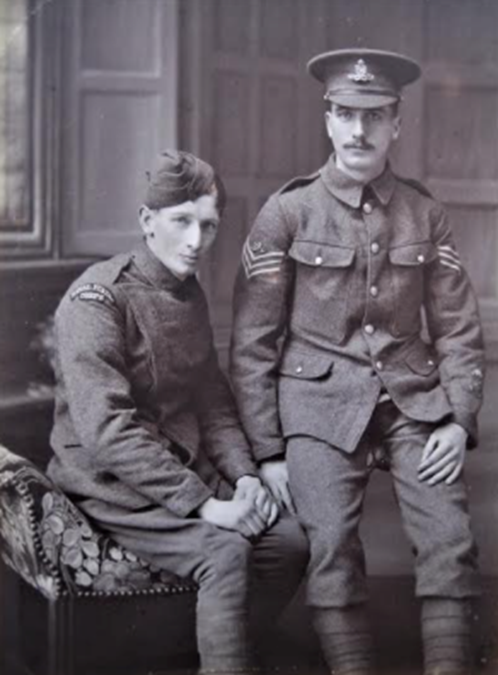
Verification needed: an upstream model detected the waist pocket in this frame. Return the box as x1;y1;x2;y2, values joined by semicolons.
279;349;334;380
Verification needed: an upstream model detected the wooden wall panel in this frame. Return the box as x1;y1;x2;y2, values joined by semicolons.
184;0;330;350
206;196;248;322
420;0;498;357
425;89;498;180
448;206;498;300
260;0;299;62
79;92;159;240
426;0;498;66
211;72;251;175
259;76;298;177
326;0;419;53
213;0;251;55
81;0;160;72
62;0;178;256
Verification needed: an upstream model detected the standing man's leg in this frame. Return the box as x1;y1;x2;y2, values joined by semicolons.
287;435;375;675
381;402;480;675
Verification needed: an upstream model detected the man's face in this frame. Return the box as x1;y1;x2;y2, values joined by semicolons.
139;194;220;279
325;104;401;181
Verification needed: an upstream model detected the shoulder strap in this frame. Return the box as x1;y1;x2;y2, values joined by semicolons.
278;171;320;195
396;175;433;198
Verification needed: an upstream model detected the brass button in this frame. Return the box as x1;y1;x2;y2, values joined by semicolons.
375;360;383;370
427;359;434;366
370;285;378;297
296;365;303;374
371;242;380;254
315;255;323;266
417;253;425;263
363;202;373;214
364;324;375;335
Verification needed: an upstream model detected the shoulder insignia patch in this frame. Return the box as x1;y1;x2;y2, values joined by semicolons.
70;283;116;307
278;172;320;195
396;175;433;198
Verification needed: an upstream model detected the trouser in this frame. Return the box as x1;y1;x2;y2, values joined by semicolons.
286;400;480;673
80;499;308;673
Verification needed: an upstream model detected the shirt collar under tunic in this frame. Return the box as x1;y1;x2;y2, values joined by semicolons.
320;154;396;209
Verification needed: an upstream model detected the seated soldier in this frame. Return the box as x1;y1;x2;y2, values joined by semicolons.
47;150;308;673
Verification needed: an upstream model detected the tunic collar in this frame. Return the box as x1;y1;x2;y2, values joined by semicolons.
320;155;396;208
130;241;194;292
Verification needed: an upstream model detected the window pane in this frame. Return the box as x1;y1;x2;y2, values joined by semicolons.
0;0;30;229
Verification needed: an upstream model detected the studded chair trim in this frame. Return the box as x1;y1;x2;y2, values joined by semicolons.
0;443;197;601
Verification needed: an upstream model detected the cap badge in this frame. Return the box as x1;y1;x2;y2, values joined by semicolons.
348;59;375;83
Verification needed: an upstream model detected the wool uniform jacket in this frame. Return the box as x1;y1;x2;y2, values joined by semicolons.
230;157;485;461
48;243;257;519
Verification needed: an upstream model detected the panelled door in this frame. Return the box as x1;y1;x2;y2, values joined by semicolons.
60;0;179;256
180;0;331;356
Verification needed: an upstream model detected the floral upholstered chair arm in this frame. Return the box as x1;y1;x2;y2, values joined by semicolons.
0;443;194;601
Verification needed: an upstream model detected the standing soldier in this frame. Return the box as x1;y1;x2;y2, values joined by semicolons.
230;49;485;675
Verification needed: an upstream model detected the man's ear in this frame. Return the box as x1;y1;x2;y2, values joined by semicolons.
392;114;402;141
139;205;153;236
324;110;333;141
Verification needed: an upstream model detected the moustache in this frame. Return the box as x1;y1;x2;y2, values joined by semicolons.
345;142;374;150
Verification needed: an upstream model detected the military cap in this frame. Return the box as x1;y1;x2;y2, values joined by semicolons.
144;149;226;213
307;48;421;108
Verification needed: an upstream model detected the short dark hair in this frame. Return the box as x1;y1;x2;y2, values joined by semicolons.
144;150;227;214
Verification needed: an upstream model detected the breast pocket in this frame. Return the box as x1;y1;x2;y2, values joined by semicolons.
388;241;437;337
288;241;356;344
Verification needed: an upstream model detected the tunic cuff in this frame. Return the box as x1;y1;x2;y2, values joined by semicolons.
253;441;286;463
451;410;478;450
164;477;214;518
223;458;259;485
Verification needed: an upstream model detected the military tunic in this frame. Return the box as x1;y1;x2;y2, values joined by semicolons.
48;242;257;517
230;157;484;604
230;157;485;459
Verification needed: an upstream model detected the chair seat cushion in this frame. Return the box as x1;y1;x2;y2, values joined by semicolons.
0;444;196;600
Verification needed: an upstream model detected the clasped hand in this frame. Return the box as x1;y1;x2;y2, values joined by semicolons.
198;476;278;539
418;422;468;486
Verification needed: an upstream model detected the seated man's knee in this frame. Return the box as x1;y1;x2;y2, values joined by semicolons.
198;530;252;585
275;515;309;569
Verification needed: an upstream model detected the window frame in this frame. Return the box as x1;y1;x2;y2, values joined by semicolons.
0;0;61;259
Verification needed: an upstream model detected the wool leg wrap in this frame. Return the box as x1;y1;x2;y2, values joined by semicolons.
422;598;473;675
313;605;375;675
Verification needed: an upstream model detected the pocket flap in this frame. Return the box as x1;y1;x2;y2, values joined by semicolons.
404;342;438;376
289;241;355;268
389;241;437;267
279;349;334;379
